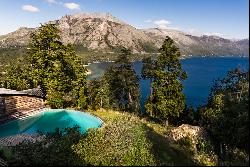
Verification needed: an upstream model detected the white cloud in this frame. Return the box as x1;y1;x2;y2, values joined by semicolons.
45;0;57;4
64;2;80;10
189;28;224;37
144;19;152;23
22;5;40;12
189;28;202;36
153;19;171;29
204;32;223;37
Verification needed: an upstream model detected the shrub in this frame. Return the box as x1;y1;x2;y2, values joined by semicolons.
0;145;13;161
9;126;85;166
177;136;195;155
72;116;156;166
196;138;214;154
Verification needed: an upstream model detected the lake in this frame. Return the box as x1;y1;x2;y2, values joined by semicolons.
87;56;249;109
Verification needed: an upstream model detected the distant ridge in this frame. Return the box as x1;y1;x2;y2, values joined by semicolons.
0;13;248;56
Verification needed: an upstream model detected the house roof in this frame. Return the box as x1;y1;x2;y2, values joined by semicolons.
0;87;43;98
0;88;26;95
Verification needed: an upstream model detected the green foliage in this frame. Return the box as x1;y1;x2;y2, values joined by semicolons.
0;47;27;68
9;126;85;166
0;145;13;161
198;67;249;159
0;60;33;90
73;116;156;166
0;23;88;109
139;41;158;53
170;105;199;126
101;47;141;113
177;136;195;155
87;110;197;166
196;138;215;155
142;36;187;123
87;78;110;110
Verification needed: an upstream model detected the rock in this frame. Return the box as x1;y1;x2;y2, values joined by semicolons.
167;124;206;145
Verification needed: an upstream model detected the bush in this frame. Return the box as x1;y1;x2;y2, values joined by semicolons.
176;136;195;155
9;126;85;166
196;138;214;154
72;116;156;166
0;145;13;161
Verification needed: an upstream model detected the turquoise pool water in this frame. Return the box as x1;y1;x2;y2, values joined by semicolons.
0;109;103;138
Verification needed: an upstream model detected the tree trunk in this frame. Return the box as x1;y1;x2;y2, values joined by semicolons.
239;85;244;102
100;97;103;108
150;79;153;100
220;143;223;157
128;91;134;111
165;119;169;127
128;91;133;104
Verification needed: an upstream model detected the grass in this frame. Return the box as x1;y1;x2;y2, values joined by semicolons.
87;109;197;166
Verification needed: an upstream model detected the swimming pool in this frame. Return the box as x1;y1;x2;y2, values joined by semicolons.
0;109;103;138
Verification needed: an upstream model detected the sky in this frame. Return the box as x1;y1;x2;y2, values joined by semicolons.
0;0;249;39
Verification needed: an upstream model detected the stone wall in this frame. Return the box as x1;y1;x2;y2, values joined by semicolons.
4;96;44;114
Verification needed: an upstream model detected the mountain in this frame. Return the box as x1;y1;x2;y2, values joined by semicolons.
143;28;249;56
0;13;248;56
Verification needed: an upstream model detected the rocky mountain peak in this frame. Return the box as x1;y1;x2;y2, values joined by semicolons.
58;12;125;25
0;13;248;56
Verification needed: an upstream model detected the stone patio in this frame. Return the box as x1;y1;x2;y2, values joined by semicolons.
0;134;45;147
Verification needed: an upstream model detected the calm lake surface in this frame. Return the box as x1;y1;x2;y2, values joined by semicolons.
87;57;249;109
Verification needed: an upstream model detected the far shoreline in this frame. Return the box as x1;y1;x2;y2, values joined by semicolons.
83;54;249;65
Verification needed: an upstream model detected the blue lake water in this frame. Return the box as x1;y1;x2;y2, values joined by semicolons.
87;57;249;109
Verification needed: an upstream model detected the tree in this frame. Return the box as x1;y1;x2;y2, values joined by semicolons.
0;59;33;90
103;47;141;113
141;56;156;100
171;105;198;126
142;36;187;125
199;67;249;156
1;23;88;109
87;78;110;110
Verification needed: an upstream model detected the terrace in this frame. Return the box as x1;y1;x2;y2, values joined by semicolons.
0;87;45;124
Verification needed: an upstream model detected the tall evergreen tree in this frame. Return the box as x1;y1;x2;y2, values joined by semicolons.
141;56;156;100
142;36;187;125
87;78;110;110
103;47;141;113
1;23;88;109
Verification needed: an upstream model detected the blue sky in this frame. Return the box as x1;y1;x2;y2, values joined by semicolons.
0;0;249;39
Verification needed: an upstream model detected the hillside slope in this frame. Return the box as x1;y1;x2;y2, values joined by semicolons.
0;13;248;56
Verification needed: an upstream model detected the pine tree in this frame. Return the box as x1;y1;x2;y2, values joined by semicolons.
142;36;187;125
87;78;110;110
1;23;88;109
103;47;141;113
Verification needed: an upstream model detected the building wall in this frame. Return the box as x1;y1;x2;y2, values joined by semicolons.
4;96;44;114
0;97;5;114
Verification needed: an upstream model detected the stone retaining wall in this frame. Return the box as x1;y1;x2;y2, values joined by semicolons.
4;96;44;114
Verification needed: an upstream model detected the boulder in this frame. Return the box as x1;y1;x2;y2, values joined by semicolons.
168;124;206;144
